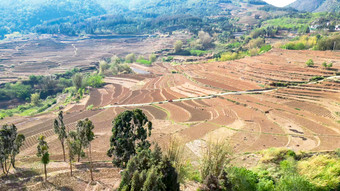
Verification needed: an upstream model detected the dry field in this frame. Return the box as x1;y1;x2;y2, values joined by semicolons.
1;48;340;189
0;33;189;84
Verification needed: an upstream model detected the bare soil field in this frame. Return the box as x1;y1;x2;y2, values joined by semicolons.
1;48;340;189
0;33;190;84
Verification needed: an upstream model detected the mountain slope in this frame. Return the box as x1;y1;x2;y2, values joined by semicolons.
288;0;340;12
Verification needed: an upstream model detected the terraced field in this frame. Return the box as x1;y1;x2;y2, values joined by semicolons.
2;49;340;161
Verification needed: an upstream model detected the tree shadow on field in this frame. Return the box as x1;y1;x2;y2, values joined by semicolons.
44;181;74;191
0;167;40;190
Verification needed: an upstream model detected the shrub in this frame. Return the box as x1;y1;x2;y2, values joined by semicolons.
86;104;94;110
227;167;258;191
276;175;316;191
250;28;266;38
136;59;152;66
306;59;314;67
310;76;324;82
163;56;174;62
149;54;157;63
174;40;183;53
200;140;232;180
298;155;340;190
190;49;207;56
198;31;213;49
249;48;260;56
31;93;40;106
248;38;265;48
257;178;275;191
125;53;136;63
86;74;103;88
335;148;340;157
315;34;340;50
260;148;296;163
259;44;272;53
118;147;180;191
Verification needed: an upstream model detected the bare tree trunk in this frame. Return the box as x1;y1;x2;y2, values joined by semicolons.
88;143;94;182
61;142;66;162
4;158;11;176
44;164;47;181
11;155;16;169
69;158;73;177
78;144;82;162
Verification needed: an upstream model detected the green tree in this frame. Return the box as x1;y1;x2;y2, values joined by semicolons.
68;131;84;162
174;40;183;53
87;74;103;88
0;124;25;175
66;135;78;177
107;109;152;168
37;135;49;181
31;92;40;106
119;146;179;191
72;73;83;90
76;118;95;181
54;111;67;162
125;53;136;63
11;134;25;168
198;31;213;49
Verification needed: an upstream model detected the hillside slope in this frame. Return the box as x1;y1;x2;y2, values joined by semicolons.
0;0;274;38
288;0;340;12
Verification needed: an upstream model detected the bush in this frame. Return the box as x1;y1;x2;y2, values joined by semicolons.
86;104;94;110
259;45;272;53
306;59;314;67
227;167;258;191
200;140;231;180
298;155;340;190
30;93;40;106
315;34;340;50
163;56;174;62
86;74;103;88
119;147;180;191
125;53;136;63
276;175;316;191
335;148;340;157
260;148;296;163
189;49;207;56
219;51;248;61
149;54;157;63
174;40;183;53
310;76;324;82
248;38;265;49
136;59;152;66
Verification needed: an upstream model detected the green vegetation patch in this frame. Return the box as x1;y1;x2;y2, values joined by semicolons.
298;154;340;190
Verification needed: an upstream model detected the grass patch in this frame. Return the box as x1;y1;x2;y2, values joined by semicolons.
0;97;57;119
260;148;296;164
189;49;207;56
136;59;152;66
86;104;94;110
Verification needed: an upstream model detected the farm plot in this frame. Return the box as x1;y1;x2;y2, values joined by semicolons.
179;49;340;91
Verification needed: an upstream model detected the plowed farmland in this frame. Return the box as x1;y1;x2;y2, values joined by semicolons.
2;49;340;162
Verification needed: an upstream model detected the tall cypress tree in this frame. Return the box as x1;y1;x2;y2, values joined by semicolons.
54;111;67;162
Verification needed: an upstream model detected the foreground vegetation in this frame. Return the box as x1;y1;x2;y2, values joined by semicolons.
1;109;339;190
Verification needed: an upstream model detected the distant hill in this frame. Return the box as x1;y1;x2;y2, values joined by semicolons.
288;0;340;12
1;0;292;38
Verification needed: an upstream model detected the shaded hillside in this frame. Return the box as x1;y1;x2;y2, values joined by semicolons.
0;0;273;38
288;0;340;12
